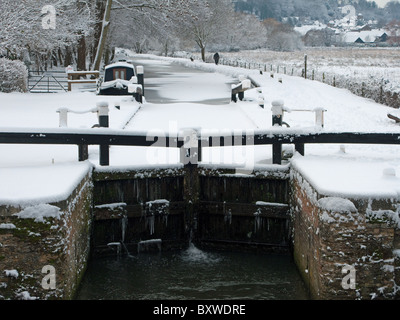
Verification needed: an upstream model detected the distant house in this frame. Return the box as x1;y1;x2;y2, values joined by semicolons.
354;37;365;44
342;29;388;44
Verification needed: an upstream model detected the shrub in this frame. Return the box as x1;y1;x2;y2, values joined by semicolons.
0;58;28;93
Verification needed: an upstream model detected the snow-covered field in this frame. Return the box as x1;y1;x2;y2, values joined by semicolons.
175;47;400;108
0;52;399;207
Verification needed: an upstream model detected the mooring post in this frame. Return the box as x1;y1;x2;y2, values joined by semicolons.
128;82;143;103
271;100;284;165
98;101;110;166
137;66;144;97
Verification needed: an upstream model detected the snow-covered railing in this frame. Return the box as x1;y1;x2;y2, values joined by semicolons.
0;128;399;167
66;68;100;92
271;100;327;128
231;75;252;102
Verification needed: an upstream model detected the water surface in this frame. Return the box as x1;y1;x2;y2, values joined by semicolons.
76;244;309;300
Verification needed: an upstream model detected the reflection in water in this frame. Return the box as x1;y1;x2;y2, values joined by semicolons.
76;244;309;300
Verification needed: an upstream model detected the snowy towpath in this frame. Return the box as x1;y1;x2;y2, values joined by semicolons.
124;58;259;132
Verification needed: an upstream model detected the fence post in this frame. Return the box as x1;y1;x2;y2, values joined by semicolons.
98;101;110;166
257;89;264;109
271;100;284;165
304;54;308;79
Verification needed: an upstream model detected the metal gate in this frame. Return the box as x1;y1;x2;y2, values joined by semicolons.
28;70;68;93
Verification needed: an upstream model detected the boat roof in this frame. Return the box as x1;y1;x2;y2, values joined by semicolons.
105;61;135;70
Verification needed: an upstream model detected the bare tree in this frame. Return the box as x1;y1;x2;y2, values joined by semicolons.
177;0;235;62
263;18;303;52
229;12;268;51
0;0;95;69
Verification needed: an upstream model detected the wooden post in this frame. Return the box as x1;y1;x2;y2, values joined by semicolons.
271;100;284;127
304;54;308;79
181;129;200;241
315;109;325;128
58;108;69;128
98;101;110;166
271;101;284;165
79;144;89;162
258;95;265;109
180;129;199;166
137;66;144;97
295;143;305;156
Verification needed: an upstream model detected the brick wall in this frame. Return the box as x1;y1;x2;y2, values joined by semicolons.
0;173;93;300
291;169;400;300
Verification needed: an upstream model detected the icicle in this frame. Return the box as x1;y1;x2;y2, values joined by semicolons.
121;215;128;243
224;203;232;225
254;209;263;233
146;215;155;235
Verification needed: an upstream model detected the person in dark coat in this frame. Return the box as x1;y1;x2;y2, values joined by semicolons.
213;52;220;65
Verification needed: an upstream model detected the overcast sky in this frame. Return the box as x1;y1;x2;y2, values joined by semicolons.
372;0;399;7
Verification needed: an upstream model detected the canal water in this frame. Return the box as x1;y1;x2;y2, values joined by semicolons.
76;244;309;300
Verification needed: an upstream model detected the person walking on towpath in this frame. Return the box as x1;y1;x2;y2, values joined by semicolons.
214;52;220;65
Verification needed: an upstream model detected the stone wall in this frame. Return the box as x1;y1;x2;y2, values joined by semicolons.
0;173;93;300
291;169;400;300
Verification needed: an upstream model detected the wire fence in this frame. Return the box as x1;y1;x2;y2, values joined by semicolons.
216;55;400;109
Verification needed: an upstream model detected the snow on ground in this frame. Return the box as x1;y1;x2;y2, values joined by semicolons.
0;161;92;207
0;52;399;208
292;153;400;200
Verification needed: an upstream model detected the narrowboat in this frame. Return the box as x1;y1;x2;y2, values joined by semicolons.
97;60;137;96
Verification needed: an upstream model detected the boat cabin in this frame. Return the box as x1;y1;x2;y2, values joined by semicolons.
104;61;136;82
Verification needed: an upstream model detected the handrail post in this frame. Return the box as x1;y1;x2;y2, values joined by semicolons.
295;142;305;156
98;101;110;166
57;108;69;128
271;101;284;164
315;108;325;128
180;129;199;166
